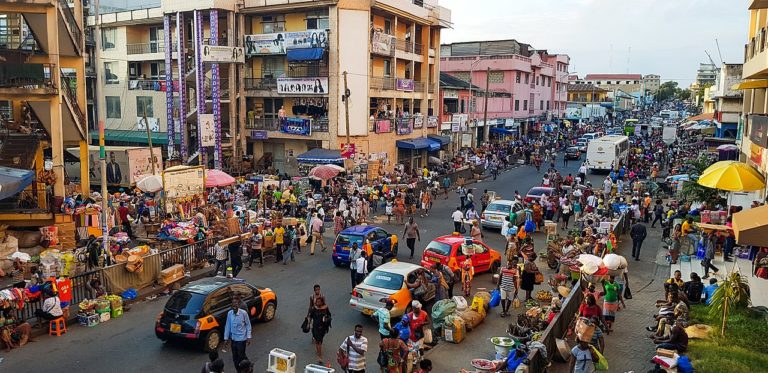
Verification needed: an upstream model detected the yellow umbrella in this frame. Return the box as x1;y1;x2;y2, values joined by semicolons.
697;161;766;191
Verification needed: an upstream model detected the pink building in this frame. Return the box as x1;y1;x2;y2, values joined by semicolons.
440;40;570;141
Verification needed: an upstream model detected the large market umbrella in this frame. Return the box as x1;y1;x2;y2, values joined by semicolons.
205;169;236;188
308;164;344;180
136;174;163;193
716;144;739;151
697;161;766;192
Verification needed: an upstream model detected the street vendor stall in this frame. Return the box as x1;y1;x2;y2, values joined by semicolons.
162;166;206;218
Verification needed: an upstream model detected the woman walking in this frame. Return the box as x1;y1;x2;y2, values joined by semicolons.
309;297;332;364
601;276;619;333
670;224;681;264
520;254;539;301
460;255;474;297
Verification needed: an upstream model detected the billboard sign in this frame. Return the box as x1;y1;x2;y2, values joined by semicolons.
277;77;328;95
201;45;245;63
126;147;163;185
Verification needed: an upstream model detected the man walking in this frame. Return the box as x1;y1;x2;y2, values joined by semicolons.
310;213;325;255
213;242;228;276
497;257;519;317
349;242;362;288
273;223;285;263
223;296;251;369
355;251;369;285
702;231;720;279
339;324;368;373
458;186;467;210
451;207;464;234
630;220;648;261
228;241;244;277
403;217;420;259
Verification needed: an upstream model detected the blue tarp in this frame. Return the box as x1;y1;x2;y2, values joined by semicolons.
287;48;325;62
0;166;35;201
427;134;451;145
396;137;440;151
489;127;516;136
296;148;344;164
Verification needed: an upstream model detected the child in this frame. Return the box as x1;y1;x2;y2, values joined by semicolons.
385;199;394;224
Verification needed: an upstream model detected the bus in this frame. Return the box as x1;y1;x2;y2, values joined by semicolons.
624;119;639;135
585;135;630;172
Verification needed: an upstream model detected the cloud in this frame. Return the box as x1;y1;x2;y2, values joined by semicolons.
439;0;747;84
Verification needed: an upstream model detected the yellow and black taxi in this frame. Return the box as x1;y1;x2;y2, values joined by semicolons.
155;277;277;351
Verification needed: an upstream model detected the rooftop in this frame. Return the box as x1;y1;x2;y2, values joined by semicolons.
568;83;608;93
439;72;480;90
584;74;643;81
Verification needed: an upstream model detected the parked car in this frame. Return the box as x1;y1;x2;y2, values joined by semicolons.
420;234;502;277
576;139;588;152
524;186;556;204
155;277;277;352
349;261;435;317
332;225;398;268
480;199;525;229
564;146;582;160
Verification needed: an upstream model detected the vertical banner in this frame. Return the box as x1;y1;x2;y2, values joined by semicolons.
177;12;188;159
209;9;222;169
164;14;175;158
194;10;206;166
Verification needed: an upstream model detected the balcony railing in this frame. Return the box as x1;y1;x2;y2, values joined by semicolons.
58;0;83;53
128;79;166;90
371;77;396;90
0;63;55;89
61;73;87;130
414;81;424;92
395;39;422;54
244;77;277;91
126;42;175;55
245;117;329;132
286;62;329;78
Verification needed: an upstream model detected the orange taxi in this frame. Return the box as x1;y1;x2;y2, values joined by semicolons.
420;234;502;276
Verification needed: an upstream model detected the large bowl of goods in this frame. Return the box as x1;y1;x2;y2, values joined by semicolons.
470;359;496;373
490;336;517;357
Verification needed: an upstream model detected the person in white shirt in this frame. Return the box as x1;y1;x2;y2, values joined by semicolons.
35;293;63;326
339;325;368;373
501;217;512;239
349;242;363;288
355;251;369;285
451;207;464;233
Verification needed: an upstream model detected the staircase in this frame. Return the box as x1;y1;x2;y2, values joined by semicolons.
60;73;87;140
56;0;82;56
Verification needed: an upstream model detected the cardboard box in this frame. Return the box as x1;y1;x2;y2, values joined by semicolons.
159;264;185;285
656;348;676;358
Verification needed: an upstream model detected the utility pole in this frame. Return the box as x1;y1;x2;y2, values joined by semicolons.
142;104;156;175
343;71;350;145
94;0;109;256
482;66;490;144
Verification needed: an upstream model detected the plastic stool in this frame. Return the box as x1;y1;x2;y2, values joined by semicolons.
49;317;67;336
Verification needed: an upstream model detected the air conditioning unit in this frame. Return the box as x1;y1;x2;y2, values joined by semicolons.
267;348;296;373
305;364;335;373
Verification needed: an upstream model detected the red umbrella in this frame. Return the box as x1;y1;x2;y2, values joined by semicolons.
205;169;236;188
308;164;344;180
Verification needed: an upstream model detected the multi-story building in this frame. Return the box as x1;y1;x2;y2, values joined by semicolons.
0;1;90;232
739;2;768;189
581;74;644;95
696;62;718;87
643;74;661;94
709;64;742;138
565;83;609;122
439;39;570;142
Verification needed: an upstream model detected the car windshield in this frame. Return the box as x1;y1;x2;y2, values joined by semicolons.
486;203;511;213
336;234;364;247
363;270;404;291
567;147;579;152
424;241;452;256
165;291;205;315
528;188;551;196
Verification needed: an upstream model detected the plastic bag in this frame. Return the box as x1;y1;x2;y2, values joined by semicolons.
524;220;536;233
592;346;608;371
431;299;457;326
512;297;521;309
489;289;501;308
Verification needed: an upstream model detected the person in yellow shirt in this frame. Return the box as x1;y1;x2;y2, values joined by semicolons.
681;217;697;253
273;224;286;263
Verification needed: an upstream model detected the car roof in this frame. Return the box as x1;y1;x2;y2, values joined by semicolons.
487;199;516;206
181;277;251;294
340;225;382;235
432;234;476;246
527;187;554;194
372;261;424;275
566;146;580;150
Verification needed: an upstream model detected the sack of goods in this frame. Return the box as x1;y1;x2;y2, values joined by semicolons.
472;291;492;310
457;309;484;330
442;314;466;344
431;299;457;327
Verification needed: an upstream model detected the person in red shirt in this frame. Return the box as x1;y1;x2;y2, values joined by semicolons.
407;300;429;343
118;202;134;238
578;294;605;327
415;359;432;372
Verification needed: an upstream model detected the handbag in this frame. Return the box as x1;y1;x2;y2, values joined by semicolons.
423;328;433;344
377;349;388;367
534;272;545;285
301;316;312;333
623;283;633;300
336;342;349;370
489;289;501;308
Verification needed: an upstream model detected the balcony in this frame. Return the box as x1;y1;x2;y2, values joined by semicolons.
128;79;166;91
245;117;329;132
395;39;422;54
286;62;329;78
244;77;277;91
371;77;396;90
126;42;175;55
0;63;56;94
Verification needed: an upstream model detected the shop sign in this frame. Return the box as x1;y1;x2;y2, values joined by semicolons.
126;147;163;185
450;122;460;132
443;89;458;99
201;45;245;63
250;130;268;139
199;114;215;147
396;117;413;135
244;33;287;55
284;29;329;50
280;117;312;136
396;78;414;92
413;115;424;129
750;143;764;169
277;77;328;95
427;116;438;128
341;143;356;159
163;166;205;200
137;117;160;132
750;114;768;148
374;119;391;133
371;30;393;56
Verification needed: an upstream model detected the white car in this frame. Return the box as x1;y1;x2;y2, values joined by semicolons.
349;261;435;318
480;199;525;229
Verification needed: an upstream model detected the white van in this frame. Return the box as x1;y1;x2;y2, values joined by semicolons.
582;132;604;141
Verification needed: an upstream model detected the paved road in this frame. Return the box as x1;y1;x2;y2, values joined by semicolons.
2;157;585;372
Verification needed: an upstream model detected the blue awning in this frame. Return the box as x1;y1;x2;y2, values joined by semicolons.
427;134;451;146
0;166;35;201
296;148;343;164
489;127;516;136
396;137;441;151
287;48;325;62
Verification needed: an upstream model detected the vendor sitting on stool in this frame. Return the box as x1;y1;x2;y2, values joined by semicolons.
35;291;63;328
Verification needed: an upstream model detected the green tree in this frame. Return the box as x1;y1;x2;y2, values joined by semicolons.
655;81;681;102
679;154;727;206
677;89;691;101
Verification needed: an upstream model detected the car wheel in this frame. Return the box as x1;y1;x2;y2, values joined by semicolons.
490;261;500;274
202;330;221;352
261;301;276;322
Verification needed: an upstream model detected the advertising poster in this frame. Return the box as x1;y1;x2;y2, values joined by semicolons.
163;166;205;200
201;45;245;63
427;116;438;128
199;113;215;147
65;146;131;187
244;33;286;55
285;29;329;49
127;147;164;185
277;77;328;95
374;119;391;133
280;117;312;136
750;114;768;148
371;31;393;55
137;117;160;132
341;143;356;159
413;115;424;129
397;117;413;135
396;78;414;91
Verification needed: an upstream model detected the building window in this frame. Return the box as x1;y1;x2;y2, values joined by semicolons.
262;15;286;33
136;96;153;117
306;10;329;30
596;81;601;84
488;71;504;83
546;101;550;110
128;62;142;79
514;100;519;111
524;73;529;84
536;76;539;86
102;28;116;50
516;71;521;83
444;99;458;113
523;100;528;110
106;96;121;119
104;62;118;84
384;19;392;34
540;100;543;110
150;62;165;79
547;77;551;87
383;60;391;77
460;99;465;114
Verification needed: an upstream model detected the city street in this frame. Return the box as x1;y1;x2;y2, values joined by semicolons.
1;157;586;372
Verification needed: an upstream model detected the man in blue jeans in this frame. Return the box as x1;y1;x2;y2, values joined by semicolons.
224;296;252;368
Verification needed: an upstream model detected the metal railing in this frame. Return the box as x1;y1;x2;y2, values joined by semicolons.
58;0;83;53
395;39;422;54
126;41;175;55
245;117;281;130
528;279;586;372
244;77;277;91
128;79;165;90
61;73;87;130
286;62;329;78
0;63;55;89
370;76;396;90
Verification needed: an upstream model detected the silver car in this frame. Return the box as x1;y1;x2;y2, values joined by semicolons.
480;199;525;229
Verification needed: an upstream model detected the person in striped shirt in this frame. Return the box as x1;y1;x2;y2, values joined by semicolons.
339;324;368;373
497;256;520;317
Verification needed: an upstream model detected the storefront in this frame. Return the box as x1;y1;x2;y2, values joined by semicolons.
295;148;343;176
395;137;442;171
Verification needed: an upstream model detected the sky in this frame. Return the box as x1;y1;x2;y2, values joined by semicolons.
439;0;748;86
